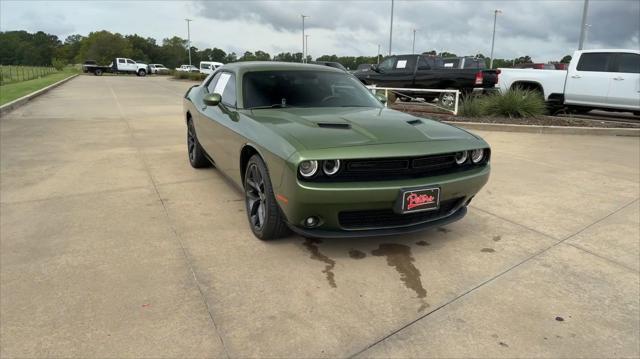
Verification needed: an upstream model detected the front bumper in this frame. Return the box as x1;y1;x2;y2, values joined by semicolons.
288;206;467;238
276;164;490;237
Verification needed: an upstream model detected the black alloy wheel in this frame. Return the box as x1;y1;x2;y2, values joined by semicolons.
243;155;290;240
245;163;267;231
186;120;210;168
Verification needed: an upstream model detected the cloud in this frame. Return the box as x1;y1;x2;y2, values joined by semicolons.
195;0;639;58
2;0;638;62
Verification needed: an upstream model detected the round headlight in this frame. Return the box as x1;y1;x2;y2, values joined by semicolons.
471;149;484;164
322;160;341;176
454;151;468;165
299;160;319;178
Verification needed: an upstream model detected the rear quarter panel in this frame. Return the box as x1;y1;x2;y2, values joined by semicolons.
497;68;566;99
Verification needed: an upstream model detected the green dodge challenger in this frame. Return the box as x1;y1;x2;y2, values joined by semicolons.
183;62;490;240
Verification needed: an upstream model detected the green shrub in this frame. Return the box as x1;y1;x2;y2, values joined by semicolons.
171;70;206;81
460;95;485;117
52;58;66;71
460;88;546;118
482;88;546;118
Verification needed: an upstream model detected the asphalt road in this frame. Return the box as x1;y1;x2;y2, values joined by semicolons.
1;75;639;358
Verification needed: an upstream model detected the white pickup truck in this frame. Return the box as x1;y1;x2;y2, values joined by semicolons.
497;49;639;114
84;57;150;76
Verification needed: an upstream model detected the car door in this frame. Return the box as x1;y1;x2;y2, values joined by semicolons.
126;59;137;72
198;72;238;172
607;52;640;110
362;56;415;88
208;72;243;175
116;58;126;71
564;52;614;107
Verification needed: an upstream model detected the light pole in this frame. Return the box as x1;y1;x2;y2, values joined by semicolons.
578;0;589;50
388;0;394;55
305;35;310;62
301;14;309;63
185;18;193;66
489;9;502;69
412;28;418;54
377;44;381;64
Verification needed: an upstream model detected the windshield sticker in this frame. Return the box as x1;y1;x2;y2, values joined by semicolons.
214;73;231;94
396;60;407;69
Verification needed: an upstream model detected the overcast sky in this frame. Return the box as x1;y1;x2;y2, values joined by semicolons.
1;0;638;62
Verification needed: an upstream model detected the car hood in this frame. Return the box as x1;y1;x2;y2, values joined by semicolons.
245;107;478;150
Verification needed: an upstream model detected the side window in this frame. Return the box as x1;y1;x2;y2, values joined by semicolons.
206;72;222;93
576;53;612;72
118;59;125;63
214;73;236;107
126;59;135;64
417;56;430;70
378;57;395;72
615;53;640;74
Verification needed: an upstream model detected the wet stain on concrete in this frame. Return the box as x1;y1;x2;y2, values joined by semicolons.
437;227;451;233
491;334;499;339
372;243;428;311
348;249;366;259
555;316;564;322
493;235;502;242
499;341;509;347
481;248;496;253
302;238;336;288
415;240;430;246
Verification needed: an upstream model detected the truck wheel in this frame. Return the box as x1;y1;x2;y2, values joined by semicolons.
94;69;103;76
438;88;457;109
137;69;147;77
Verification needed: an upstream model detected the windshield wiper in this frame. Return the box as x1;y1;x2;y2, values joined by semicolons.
248;104;293;109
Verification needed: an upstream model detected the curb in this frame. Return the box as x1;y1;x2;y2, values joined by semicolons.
0;74;79;117
444;121;640;137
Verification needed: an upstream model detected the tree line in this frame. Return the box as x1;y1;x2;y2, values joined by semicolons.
0;30;570;70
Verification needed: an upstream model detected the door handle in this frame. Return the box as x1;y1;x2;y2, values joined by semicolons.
570;75;581;79
612;77;624;81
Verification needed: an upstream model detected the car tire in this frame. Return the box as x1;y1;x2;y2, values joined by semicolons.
138;69;147;77
186;119;211;168
244;155;290;241
94;69;103;76
438;88;457;108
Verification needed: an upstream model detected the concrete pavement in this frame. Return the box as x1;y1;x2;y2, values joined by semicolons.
1;75;638;358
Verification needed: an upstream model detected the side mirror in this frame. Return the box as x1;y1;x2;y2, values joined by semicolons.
375;94;387;104
203;93;221;106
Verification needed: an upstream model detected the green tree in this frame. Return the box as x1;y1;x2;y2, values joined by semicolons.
254;50;271;61
77;31;133;65
239;51;256;61
126;34;159;63
438;51;457;58
560;55;572;63
158;36;188;68
224;52;237;63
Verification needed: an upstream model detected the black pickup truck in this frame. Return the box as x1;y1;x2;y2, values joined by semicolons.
355;54;499;103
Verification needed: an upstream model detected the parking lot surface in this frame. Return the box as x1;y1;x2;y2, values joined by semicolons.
1;75;638;358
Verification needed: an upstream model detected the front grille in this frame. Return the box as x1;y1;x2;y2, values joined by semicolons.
338;198;462;230
305;151;489;182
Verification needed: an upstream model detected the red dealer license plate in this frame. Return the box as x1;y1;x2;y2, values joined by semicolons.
400;187;440;214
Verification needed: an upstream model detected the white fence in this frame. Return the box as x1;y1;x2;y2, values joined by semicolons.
366;85;461;115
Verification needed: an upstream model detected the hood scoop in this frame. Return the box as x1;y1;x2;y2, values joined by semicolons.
407;119;423;126
317;122;351;129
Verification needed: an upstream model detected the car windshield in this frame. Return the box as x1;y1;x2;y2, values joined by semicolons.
243;70;381;109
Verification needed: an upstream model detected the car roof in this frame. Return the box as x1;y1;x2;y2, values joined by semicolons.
220;61;345;75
